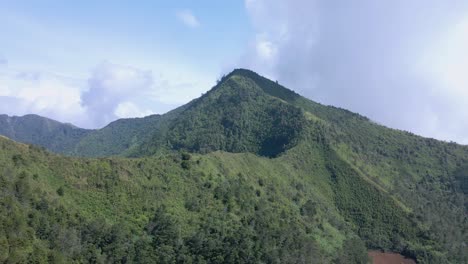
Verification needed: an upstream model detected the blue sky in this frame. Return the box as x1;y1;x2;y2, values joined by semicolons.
1;1;251;73
1;0;468;144
0;0;252;127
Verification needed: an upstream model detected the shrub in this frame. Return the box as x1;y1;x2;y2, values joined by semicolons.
57;187;65;196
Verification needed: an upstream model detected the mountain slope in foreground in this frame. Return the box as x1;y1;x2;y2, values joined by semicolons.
0;69;467;263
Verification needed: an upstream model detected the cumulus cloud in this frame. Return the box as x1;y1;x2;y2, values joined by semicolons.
115;102;154;119
243;0;468;144
81;62;154;127
417;15;468;143
0;70;86;125
149;78;205;105
0;61;202;128
176;9;200;28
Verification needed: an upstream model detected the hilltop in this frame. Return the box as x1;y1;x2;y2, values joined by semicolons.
0;69;370;158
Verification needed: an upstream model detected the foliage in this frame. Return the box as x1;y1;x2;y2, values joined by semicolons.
0;137;339;263
0;114;90;153
139;75;306;157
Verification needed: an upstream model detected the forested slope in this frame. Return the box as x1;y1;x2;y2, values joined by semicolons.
0;114;91;153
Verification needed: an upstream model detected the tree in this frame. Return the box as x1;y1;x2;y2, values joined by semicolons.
57;186;65;196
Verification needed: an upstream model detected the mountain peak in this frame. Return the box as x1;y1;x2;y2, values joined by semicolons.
133;68;309;157
219;68;301;103
226;68;258;77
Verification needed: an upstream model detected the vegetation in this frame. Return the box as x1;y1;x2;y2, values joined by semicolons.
0;69;466;263
0;138;356;263
138;75;307;157
0;114;90;153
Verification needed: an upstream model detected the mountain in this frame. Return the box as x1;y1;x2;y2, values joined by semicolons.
136;70;307;157
0;114;91;153
0;69;467;263
0;70;385;158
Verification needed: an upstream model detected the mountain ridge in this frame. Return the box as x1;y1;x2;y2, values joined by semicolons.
2;68;465;158
0;113;91;153
134;72;308;157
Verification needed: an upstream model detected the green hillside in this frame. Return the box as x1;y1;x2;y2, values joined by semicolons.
71;115;163;157
0;69;467;263
0;114;91;153
70;103;193;157
137;73;307;157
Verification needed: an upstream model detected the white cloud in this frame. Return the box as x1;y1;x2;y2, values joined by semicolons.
0;70;86;125
81;62;154;127
149;79;206;105
421;15;468;98
0;5;216;129
242;0;468;144
416;14;468;143
176;9;200;28
242;0;319;90
0;60;212;128
256;37;277;61
115;102;154;119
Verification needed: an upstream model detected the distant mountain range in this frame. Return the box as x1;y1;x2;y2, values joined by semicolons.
0;69;466;263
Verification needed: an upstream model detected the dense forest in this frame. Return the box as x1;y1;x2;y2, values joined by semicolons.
0;69;466;263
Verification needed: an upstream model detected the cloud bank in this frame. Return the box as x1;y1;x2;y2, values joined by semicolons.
0;70;86;125
243;0;468;144
82;62;155;127
0;61;210;128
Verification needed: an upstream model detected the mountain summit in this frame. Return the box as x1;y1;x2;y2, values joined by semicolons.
0;69;373;158
138;69;307;157
0;69;312;157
